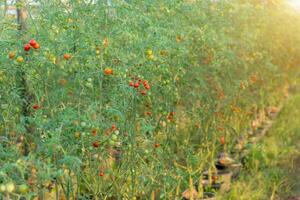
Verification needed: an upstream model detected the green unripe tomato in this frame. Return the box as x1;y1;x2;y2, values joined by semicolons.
115;142;121;147
74;132;81;138
16;159;25;166
5;182;15;193
0;184;6;193
18;184;29;194
109;140;115;146
85;82;93;88
81;122;87;127
111;134;118;141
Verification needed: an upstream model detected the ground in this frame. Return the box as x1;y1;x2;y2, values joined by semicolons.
220;86;300;200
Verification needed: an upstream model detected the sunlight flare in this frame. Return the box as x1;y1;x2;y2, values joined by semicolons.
288;0;300;9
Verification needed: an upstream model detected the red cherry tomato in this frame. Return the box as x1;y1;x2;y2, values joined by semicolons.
24;44;31;51
134;82;139;88
99;172;104;177
29;39;37;46
9;52;15;59
140;90;147;96
144;84;150;90
92;141;100;148
111;124;117;131
32;104;39;111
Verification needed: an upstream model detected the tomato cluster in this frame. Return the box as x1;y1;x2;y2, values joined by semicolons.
24;39;40;51
129;78;151;96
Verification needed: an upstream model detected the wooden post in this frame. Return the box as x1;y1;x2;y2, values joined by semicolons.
16;0;28;31
3;0;8;17
16;0;33;156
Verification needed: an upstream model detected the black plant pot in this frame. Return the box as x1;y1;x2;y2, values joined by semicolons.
230;163;242;179
215;161;227;170
201;192;216;200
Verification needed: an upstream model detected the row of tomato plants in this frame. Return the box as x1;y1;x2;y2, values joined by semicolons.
0;0;299;199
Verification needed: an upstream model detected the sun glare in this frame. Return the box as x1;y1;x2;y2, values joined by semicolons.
288;0;300;9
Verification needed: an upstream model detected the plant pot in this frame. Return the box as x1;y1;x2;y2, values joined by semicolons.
233;136;247;154
182;188;198;200
217;153;236;168
230;163;242;179
210;183;222;191
200;178;222;191
249;136;258;143
202;171;217;180
202;169;232;193
247;128;254;136
182;189;216;200
200;192;216;200
254;126;265;135
262;120;272;126
215;161;227;170
266;106;280;120
217;169;232;192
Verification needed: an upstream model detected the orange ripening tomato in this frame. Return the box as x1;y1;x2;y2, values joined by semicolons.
104;68;113;75
176;35;183;43
63;54;71;60
33;43;40;49
220;136;225;145
99;172;104;177
240;82;246;90
249;74;257;84
111;124;117;131
129;81;134;87
154;143;160;148
103;38;109;48
9;52;15;59
91;129;98;136
16;56;24;63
